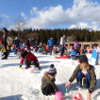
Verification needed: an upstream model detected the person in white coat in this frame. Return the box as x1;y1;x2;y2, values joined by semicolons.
59;35;66;56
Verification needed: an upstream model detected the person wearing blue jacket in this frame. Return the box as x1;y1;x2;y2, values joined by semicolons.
47;37;55;55
69;46;80;60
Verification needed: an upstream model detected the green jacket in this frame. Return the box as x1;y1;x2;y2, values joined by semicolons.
69;64;96;93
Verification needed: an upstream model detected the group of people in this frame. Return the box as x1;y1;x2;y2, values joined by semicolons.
41;55;96;100
0;31;98;100
0;31;100;62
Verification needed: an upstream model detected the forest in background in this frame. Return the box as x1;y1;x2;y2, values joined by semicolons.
0;28;100;44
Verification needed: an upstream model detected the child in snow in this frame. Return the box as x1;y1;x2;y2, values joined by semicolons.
65;55;96;100
41;64;58;95
69;45;80;60
19;50;41;70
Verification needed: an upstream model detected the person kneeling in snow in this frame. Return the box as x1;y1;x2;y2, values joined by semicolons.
41;64;58;96
19;50;41;70
65;55;96;100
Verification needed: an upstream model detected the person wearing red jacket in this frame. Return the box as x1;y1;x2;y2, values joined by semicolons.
19;50;41;70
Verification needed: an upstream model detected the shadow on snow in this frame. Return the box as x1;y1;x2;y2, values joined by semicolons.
0;94;22;100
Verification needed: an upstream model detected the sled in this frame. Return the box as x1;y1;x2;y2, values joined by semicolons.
55;55;70;59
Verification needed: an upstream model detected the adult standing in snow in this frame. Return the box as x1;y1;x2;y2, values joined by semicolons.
65;55;96;100
14;37;20;54
59;35;66;56
1;28;10;59
60;35;66;46
47;37;55;55
25;39;31;50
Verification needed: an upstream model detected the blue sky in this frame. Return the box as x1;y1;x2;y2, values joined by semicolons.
0;0;72;25
0;0;100;30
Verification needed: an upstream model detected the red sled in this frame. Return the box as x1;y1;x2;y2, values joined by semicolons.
55;55;70;59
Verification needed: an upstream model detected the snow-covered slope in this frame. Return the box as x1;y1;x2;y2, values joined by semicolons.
0;53;100;100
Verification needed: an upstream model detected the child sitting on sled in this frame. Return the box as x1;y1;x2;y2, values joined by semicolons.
65;55;96;100
19;50;41;70
41;64;58;96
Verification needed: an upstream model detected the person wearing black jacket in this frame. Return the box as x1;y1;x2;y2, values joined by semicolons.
1;28;9;59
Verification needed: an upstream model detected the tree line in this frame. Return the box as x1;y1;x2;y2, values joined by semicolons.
0;28;100;44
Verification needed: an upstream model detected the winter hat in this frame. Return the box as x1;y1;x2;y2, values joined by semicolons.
48;64;57;76
79;55;88;63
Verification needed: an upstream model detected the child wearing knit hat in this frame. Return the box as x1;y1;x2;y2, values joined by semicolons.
48;64;57;77
41;64;58;95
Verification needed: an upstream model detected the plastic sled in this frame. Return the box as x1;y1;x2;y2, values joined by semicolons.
55;55;70;59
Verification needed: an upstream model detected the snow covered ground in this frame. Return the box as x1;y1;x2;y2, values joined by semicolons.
0;52;100;100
